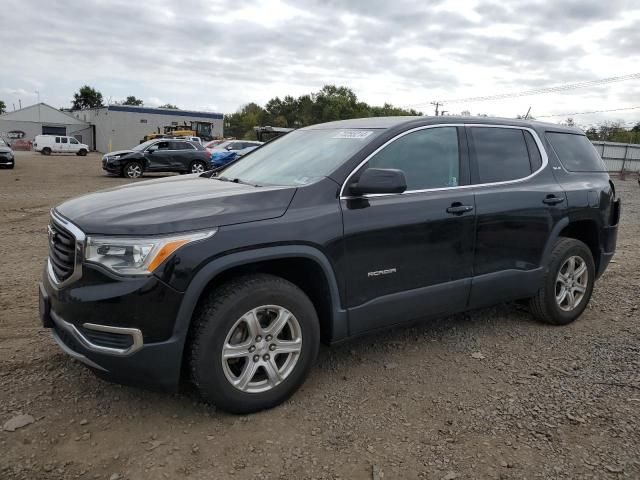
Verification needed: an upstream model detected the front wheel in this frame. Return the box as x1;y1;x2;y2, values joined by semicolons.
189;274;320;413
77;149;88;156
123;161;143;179
529;237;595;325
190;160;207;174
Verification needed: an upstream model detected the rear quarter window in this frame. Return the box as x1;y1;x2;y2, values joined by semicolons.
546;132;606;172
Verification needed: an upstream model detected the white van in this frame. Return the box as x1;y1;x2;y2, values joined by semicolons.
34;135;90;156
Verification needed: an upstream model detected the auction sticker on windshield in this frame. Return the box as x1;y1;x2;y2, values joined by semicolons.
332;130;374;140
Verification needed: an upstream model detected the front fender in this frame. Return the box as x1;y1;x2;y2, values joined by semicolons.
170;245;348;373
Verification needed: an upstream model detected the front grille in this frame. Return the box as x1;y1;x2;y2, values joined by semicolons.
48;220;76;282
79;327;134;350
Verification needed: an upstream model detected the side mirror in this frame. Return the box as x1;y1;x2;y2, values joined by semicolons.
225;145;233;151
349;168;407;195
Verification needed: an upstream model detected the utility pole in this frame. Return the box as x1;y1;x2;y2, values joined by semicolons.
18;99;22;110
430;101;441;116
523;106;531;119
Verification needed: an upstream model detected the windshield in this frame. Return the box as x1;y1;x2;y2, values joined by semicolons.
132;140;156;152
219;128;381;186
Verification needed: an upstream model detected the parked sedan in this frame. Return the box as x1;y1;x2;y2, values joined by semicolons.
0;138;15;169
210;145;260;169
209;140;263;157
102;139;211;178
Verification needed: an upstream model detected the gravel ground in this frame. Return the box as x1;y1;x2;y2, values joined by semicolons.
1;151;639;480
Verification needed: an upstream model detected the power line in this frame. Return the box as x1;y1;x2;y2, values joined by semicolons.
537;105;640;118
408;72;640;108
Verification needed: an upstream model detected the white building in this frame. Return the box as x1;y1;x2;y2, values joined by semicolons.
72;105;224;152
0;103;92;148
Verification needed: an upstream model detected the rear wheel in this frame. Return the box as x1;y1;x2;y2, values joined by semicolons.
529;237;595;325
189;274;320;413
123;161;143;179
42;147;51;155
190;160;207;174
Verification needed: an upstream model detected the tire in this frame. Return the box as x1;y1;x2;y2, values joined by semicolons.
123;161;143;179
189;274;320;414
77;149;88;156
189;160;207;174
42;147;51;156
529;237;595;325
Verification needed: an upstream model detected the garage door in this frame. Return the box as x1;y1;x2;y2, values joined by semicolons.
42;126;66;136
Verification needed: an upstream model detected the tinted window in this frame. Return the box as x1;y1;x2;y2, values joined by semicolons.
524;131;542;171
546;132;605;172
61;137;68;144
471;127;531;183
156;141;169;150
368;127;460;190
230;142;244;151
55;137;60;143
172;141;192;150
70;138;79;144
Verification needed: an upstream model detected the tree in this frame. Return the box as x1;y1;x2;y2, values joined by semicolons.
223;85;422;138
121;96;143;106
0;100;6;115
563;117;575;127
158;103;179;109
72;85;104;109
585;127;598;140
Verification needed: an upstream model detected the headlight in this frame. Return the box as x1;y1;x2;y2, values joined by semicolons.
85;229;217;275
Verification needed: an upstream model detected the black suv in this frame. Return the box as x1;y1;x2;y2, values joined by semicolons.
102;138;211;178
40;117;620;413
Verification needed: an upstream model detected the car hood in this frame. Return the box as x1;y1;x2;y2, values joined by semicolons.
0;146;12;153
56;174;296;235
105;149;136;157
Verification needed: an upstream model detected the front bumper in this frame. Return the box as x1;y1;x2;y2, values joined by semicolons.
40;263;187;391
102;159;121;173
0;155;14;166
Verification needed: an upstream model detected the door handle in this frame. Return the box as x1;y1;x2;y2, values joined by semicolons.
543;195;565;205
446;203;474;215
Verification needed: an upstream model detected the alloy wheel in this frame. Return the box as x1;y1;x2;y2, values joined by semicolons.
126;164;142;178
221;305;303;394
555;255;588;311
191;162;205;174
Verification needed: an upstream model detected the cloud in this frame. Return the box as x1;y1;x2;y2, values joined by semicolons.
0;0;638;123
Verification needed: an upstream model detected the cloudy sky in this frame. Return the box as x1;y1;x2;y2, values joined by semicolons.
1;0;639;128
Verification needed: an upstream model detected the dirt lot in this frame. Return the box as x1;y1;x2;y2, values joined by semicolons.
1;151;639;480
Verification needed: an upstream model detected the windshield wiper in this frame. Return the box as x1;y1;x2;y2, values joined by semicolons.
215;175;261;187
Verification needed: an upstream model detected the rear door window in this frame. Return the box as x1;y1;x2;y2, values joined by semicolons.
61;137;68;144
546;132;605;172
470;127;532;183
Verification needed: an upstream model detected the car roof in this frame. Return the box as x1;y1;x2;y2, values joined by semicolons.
302;116;583;134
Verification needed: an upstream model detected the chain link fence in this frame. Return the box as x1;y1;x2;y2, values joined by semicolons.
592;141;640;174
